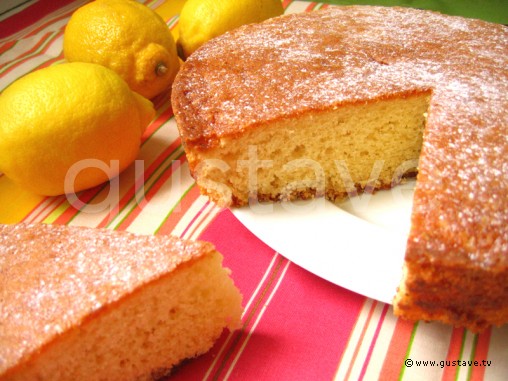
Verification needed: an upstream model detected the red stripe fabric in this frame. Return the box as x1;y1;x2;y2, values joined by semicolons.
185;209;366;381
471;329;491;381
0;0;78;40
379;317;414;378
358;303;389;380
442;328;466;381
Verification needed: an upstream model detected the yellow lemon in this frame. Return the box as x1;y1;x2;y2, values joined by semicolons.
0;62;155;196
177;0;284;60
64;0;180;99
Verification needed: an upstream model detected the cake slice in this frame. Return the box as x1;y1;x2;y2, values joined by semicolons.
0;223;243;381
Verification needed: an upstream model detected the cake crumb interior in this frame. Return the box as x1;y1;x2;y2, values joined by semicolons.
193;92;431;207
7;252;242;381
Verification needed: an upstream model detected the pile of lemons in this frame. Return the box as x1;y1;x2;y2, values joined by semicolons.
0;0;283;196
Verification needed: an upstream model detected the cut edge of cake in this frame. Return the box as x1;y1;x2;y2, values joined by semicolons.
171;6;508;333
0;223;243;381
182;91;431;208
393;257;508;333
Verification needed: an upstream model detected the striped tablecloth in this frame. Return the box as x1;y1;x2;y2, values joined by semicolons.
1;1;507;380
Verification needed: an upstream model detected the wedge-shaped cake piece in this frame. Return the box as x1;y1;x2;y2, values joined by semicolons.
0;223;242;381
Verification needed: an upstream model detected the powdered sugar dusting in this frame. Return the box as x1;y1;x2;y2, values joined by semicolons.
175;7;506;141
0;223;213;372
172;6;508;263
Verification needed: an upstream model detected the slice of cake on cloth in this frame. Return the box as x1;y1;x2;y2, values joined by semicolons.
0;223;243;381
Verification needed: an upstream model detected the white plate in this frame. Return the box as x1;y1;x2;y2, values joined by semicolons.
231;180;415;304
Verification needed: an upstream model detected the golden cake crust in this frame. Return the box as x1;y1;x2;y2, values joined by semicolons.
172;6;508;330
172;6;507;151
173;5;508;265
0;223;214;376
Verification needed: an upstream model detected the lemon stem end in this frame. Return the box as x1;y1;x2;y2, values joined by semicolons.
156;63;168;76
